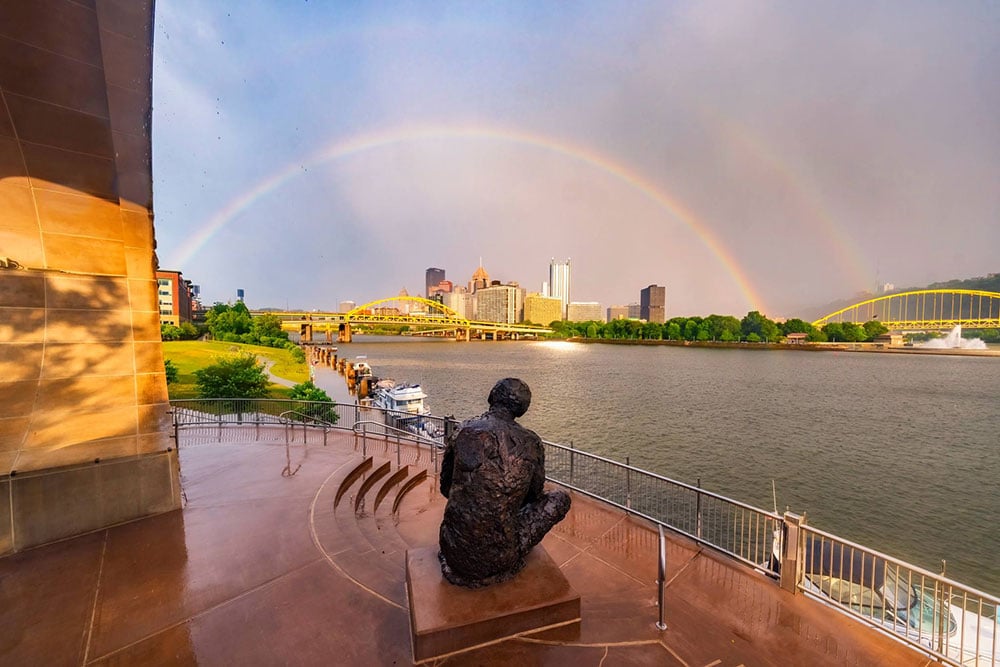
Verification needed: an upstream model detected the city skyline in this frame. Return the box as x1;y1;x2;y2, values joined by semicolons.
151;2;999;317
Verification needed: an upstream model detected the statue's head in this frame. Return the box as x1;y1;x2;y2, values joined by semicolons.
487;378;531;418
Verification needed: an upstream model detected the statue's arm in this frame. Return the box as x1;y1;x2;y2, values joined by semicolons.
440;440;455;498
525;436;545;502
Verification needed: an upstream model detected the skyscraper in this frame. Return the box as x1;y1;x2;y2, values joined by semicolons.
640;285;666;323
425;268;445;298
475;284;523;324
548;258;571;319
469;261;490;293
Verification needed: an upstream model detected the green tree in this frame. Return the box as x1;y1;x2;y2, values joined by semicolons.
289;381;339;423
703;314;742;341
160;324;182;341
807;328;828;343
605;318;627;339
741;311;780;342
585;323;598;338
250;313;289;343
205;302;253;339
682;318;701;341
164;359;179;384
665;321;682;340
624;319;643;339
823;322;844;342
781;318;814;335
862;319;889;341
194;353;270;399
178;321;200;339
841;322;867;342
641;321;662;340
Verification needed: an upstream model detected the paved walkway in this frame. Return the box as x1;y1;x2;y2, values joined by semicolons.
0;431;941;666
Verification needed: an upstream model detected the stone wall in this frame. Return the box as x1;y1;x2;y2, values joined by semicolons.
0;0;180;554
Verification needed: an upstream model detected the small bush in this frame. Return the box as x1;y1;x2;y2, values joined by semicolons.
289;381;338;423
194;353;270;399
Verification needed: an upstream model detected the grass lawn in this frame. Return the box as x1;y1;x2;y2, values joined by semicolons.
163;340;309;399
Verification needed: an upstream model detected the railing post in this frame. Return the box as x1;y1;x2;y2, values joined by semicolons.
696;478;702;540
569;441;575;486
656;524;667;630
780;512;804;594
362;425;367;457
625;456;632;510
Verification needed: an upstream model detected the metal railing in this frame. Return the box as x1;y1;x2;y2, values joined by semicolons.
169;398;448;446
795;524;998;667
352;420;443;471
656;524;667;631
169;399;998;665
542;440;783;576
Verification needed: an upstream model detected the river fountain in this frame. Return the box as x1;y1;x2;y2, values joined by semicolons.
918;324;988;349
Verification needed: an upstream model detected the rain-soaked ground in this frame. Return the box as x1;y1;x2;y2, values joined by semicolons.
0;429;939;665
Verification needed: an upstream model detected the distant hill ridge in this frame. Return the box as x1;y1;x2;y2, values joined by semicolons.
803;272;1000;322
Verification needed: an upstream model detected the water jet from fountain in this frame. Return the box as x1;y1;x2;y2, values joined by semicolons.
918;325;987;349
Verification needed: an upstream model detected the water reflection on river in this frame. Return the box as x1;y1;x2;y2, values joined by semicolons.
318;337;1000;593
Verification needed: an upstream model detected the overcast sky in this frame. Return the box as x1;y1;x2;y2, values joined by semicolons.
151;1;999;318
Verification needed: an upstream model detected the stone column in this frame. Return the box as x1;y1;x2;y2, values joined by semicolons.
0;0;180;555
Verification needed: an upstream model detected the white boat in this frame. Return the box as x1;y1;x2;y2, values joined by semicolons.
372;380;429;415
370;380;445;439
769;536;998;666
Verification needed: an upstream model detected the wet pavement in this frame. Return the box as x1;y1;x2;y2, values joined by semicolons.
0;429;941;666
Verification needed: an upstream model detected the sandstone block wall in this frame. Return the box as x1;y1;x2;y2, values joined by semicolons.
0;0;180;554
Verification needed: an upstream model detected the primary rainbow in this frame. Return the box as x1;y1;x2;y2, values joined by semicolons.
169;123;768;313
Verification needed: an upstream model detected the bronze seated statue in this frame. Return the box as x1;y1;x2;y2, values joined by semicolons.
438;378;571;588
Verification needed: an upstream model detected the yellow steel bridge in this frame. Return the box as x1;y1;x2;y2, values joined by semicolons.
812;289;1000;331
262;296;552;342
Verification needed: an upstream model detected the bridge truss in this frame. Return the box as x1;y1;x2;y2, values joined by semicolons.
266;295;552;341
812;289;1000;331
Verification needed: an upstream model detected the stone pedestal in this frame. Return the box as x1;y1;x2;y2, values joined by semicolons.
406;545;581;663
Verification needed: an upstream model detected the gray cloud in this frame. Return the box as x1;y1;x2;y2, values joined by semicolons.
153;1;999;317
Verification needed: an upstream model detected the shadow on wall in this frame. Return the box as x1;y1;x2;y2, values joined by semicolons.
1;266;171;476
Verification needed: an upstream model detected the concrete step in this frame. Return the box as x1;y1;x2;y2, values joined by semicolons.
352;459;391;514
333;456;373;510
357;466;412;558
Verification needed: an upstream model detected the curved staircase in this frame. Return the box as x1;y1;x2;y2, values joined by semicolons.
313;454;438;608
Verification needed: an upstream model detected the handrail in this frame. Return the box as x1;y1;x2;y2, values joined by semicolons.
352;420;443;449
656;523;667;631
169;398;997;666
278;410;337;429
353;419;443;470
543;439;777;517
796;523;999;667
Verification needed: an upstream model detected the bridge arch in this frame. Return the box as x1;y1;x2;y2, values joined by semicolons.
812;289;1000;330
347;296;466;322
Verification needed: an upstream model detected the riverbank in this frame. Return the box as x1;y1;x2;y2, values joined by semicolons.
565;337;1000;356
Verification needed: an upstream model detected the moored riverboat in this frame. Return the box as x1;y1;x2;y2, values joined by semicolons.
370;379;443;439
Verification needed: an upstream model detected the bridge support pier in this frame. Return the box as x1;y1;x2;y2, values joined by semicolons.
338;323;352;343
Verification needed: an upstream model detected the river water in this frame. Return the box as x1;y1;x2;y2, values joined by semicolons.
314;337;1000;594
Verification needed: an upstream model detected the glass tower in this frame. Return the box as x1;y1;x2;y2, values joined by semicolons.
548;258;571;319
